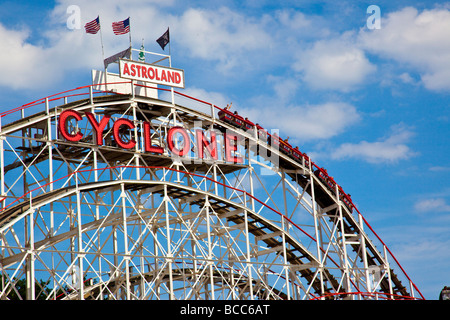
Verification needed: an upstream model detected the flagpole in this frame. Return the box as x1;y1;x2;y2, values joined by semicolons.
97;16;107;92
168;27;171;59
128;16;132;60
167;27;174;106
98;16;105;70
156;27;172;102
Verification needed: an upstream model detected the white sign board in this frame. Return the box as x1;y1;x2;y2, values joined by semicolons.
119;59;185;88
92;69;159;98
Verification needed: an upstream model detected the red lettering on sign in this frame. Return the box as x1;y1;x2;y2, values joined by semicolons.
58;112;242;165
167;71;174;83
141;66;148;79
113;118;136;149
136;65;141;78
155;69;161;81
130;64;136;77
123;63;130;76
161;70;167;82
144;122;163;154
58;110;83;142
85;112;110;145
174;72;181;84
224;133;243;164
196;130;217;160
167;126;190;157
147;67;155;80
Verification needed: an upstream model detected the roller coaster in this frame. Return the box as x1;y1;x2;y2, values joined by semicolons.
218;108;354;213
0;63;424;300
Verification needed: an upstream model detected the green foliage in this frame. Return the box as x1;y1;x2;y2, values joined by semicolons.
1;276;97;300
1;277;51;300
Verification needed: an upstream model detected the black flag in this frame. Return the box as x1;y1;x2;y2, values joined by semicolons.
156;27;170;50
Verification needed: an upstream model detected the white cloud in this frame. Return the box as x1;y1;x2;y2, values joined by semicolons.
0;0;181;91
241;101;360;140
429;166;450;172
266;75;299;103
381;223;450;299
0;1;277;90
359;6;450;91
276;10;312;30
414;198;450;213
330;123;417;163
0;1;132;90
0;24;59;90
169;87;230;113
175;7;272;71
398;72;417;85
6;1;450;98
294;33;376;91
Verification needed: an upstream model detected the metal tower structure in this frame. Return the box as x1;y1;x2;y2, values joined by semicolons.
0;56;423;300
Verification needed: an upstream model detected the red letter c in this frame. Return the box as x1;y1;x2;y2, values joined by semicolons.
113;118;136;149
58;110;83;142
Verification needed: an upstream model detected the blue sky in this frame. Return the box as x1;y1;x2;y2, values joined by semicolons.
0;0;449;299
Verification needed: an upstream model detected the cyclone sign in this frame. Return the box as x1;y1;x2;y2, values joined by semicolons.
57;110;243;164
119;59;185;88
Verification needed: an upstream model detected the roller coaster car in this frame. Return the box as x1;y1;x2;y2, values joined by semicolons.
269;133;292;154
315;169;335;192
290;146;303;162
269;134;299;159
218;109;234;125
268;132;280;148
218;109;248;129
340;193;354;213
243;117;255;131
267;133;310;167
314;169;354;213
279;139;292;156
255;124;268;141
218;109;268;143
303;153;311;168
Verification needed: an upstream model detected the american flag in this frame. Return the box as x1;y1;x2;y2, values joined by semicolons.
112;17;130;35
84;16;100;34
